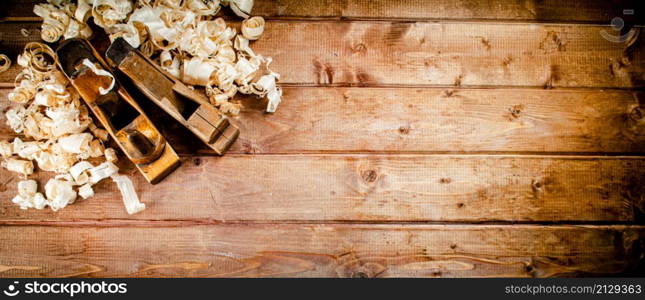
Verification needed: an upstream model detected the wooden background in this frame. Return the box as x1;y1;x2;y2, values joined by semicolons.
1;0;644;277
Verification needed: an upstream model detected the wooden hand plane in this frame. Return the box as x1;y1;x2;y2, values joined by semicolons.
56;38;180;184
105;38;239;155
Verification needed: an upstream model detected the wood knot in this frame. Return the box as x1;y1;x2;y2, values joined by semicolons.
356;71;371;86
241;142;260;154
539;31;567;52
508;104;525;120
443;90;455;97
193;158;202;166
477;36;491;51
349;263;386;278
454;74;464;86
353;271;369;278
502;56;513;68
531;179;545;194
629;106;644;122
440;178;452;184
352;43;367;54
362;170;378;183
457;202;465;208
334;251;386;278
398;125;411;135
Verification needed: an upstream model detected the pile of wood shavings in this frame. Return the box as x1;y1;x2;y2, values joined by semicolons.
1;43;145;214
35;0;282;114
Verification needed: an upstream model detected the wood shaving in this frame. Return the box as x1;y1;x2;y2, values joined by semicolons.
33;1;93;42
78;183;94;199
69;160;93;184
81;58;115;94
1;43;144;214
111;174;145;214
89;161;119;184
223;0;253;19
3;158;34;177
92;0;133;28
0;54;11;73
12;179;47;210
104;148;118;163
45;178;77;211
241;16;264;40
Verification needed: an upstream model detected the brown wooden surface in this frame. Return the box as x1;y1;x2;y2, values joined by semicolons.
1;1;644;277
2;21;645;88
1;155;644;222
3;0;643;23
0;225;643;277
3;88;644;154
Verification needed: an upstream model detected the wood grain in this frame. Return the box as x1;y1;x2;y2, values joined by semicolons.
3;0;643;23
250;21;645;88
0;225;642;277
1;155;643;222
1;22;644;88
1;2;644;279
3;88;644;154
224;88;645;154
253;0;645;23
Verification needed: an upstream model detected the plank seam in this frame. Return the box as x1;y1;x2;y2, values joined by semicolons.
1;220;644;228
1;219;645;227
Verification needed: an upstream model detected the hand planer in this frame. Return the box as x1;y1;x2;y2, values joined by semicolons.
56;38;180;184
105;38;240;155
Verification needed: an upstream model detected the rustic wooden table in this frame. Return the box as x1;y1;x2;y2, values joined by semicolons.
0;0;644;277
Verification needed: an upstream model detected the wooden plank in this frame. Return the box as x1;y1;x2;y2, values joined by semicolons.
2;0;643;24
0;225;642;277
254;0;645;24
224;88;645;154
1;155;643;222
251;21;645;88
3;88;644;154
1;21;644;88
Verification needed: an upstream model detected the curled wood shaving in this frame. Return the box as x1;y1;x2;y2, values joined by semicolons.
92;0;133;28
45;178;77;211
223;0;253;19
81;58;115;94
241;16;264;40
0;54;11;73
70;160;93;184
33;1;93;43
1;42;143;214
13;179;47;210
